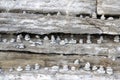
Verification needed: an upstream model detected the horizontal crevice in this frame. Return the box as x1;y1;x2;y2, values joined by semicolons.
0;10;120;20
0;32;119;56
0;50;61;55
0;32;119;44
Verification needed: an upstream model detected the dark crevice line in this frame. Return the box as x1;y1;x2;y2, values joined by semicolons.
0;50;61;55
0;50;86;56
0;32;120;36
0;9;120;19
0;50;85;56
0;32;119;43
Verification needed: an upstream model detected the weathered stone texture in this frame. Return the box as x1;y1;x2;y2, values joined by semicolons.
97;0;120;15
0;13;120;35
0;0;96;15
0;42;120;56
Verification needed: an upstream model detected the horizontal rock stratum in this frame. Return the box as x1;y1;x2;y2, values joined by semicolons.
97;0;120;15
0;0;120;15
0;13;119;35
0;0;96;15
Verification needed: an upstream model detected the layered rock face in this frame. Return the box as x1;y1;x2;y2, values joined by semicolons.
97;0;120;15
0;0;120;79
0;0;96;15
0;0;120;15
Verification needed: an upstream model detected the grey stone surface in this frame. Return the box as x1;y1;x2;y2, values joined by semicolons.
97;0;120;15
0;0;120;76
0;13;120;35
0;70;119;80
0;41;120;56
0;0;96;15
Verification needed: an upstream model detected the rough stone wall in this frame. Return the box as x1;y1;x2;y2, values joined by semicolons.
0;0;120;73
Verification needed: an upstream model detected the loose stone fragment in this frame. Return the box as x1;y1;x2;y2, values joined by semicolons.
51;66;59;72
79;39;83;44
50;35;56;44
84;62;91;71
92;66;98;71
100;15;105;20
80;15;83;18
35;35;43;45
64;38;69;44
25;34;30;41
44;36;49;41
69;35;76;44
35;63;40;70
86;35;92;44
59;40;66;45
74;59;80;65
106;66;113;75
97;66;105;74
43;36;50;45
23;11;26;14
44;67;49;71
25;64;31;71
16;34;23;42
107;17;114;20
16;66;23;72
2;39;7;43
35;35;40;39
47;13;51;17
97;36;104;44
57;12;61;16
92;12;97;19
56;36;61;43
71;66;76;71
114;35;119;43
62;65;69;71
69;38;77;44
